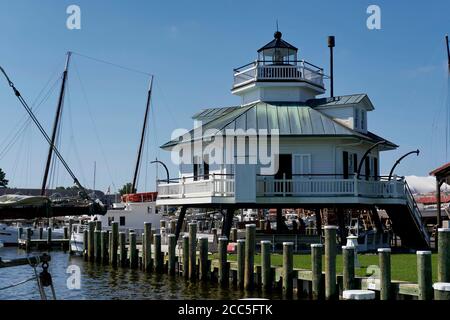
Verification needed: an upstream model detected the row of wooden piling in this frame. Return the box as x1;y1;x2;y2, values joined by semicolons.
83;221;450;300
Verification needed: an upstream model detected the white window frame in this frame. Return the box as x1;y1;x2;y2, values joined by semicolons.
293;154;311;178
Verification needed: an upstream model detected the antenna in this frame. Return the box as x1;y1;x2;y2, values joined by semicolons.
328;36;335;98
446;34;450;72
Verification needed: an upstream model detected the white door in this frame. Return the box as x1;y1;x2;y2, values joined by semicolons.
293;154;311;194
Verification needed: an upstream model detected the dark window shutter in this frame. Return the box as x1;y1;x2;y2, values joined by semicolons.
353;154;358;174
343;151;349;179
193;163;198;181
365;157;370;180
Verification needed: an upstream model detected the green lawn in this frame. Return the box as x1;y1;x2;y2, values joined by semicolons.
223;253;438;283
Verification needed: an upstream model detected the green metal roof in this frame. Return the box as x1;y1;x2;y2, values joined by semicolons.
161;100;397;149
307;94;374;110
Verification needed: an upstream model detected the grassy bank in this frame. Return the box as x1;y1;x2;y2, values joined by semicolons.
224;253;438;283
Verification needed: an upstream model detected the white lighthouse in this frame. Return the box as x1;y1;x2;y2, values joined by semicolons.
156;30;430;250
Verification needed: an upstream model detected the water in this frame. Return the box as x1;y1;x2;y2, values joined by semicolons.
0;248;291;300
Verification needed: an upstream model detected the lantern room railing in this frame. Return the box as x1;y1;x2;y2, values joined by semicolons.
233;60;325;88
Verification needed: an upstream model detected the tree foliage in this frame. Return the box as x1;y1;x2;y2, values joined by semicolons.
119;182;136;195
0;168;8;188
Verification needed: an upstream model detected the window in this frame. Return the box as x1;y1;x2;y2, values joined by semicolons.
147;206;152;214
354;108;360;129
119;216;125;226
343;152;358;178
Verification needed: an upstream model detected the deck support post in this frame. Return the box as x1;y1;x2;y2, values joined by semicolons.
221;208;234;240
175;206;187;242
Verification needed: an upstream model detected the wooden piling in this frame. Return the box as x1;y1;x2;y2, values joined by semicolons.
47;227;52;244
218;236;228;287
88;221;95;261
378;248;391;300
110;222;119;267
438;228;450;282
342;245;355;291
417;250;433;300
83;230;88;260
433;283;450;300
283;242;294;295
143;222;152;272
182;234;189;278
68;218;74;238
168;234;176;275
188;223;197;280
18;227;23;240
324;225;337;300
129;231;138;269
237;239;245;289
212;228;218;244
94;230;101;263
154;233;163;273
119;232;127;267
199;236;209;281
311;243;323;300
231;228;237;242
63;226;69;240
26;227;32;242
101;230;109;264
244;224;256;290
95;220;102;231
261;240;271;290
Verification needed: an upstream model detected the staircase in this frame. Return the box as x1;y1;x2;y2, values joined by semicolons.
380;181;430;249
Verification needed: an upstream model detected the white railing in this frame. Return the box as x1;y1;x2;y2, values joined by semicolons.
157;174;235;199
256;176;406;199
233;60;325;88
158;174;407;200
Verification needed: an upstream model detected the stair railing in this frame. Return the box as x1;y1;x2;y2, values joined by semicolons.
404;181;431;246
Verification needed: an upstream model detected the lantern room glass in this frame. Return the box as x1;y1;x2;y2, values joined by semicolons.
259;48;297;66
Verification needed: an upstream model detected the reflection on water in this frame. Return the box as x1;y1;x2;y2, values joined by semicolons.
0;248;292;300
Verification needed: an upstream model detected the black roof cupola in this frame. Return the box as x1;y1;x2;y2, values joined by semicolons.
257;31;298;65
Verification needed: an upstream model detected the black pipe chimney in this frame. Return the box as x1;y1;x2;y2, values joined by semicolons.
328;36;335;98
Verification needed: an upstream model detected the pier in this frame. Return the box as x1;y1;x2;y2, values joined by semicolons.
74;221;450;300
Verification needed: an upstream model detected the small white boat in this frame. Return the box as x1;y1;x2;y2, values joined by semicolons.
0;223;18;246
70;224;87;254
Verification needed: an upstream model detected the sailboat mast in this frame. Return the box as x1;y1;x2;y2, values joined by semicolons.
41;51;71;196
131;76;154;193
446;34;450;72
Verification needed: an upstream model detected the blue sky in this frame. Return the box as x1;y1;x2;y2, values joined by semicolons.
0;0;449;193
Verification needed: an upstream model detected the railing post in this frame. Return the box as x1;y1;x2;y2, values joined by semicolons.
283;173;286;197
353;176;358;197
181;176;185;198
211;173;215;196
